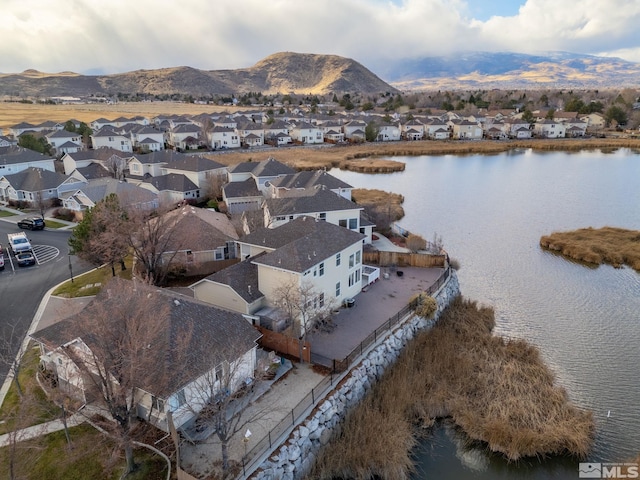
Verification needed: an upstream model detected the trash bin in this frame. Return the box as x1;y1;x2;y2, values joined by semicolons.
344;298;355;308
397;271;404;277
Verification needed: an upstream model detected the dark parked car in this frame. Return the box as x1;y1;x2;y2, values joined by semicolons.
16;251;36;267
17;217;45;230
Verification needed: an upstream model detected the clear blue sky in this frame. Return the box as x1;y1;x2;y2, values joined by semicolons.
465;0;526;20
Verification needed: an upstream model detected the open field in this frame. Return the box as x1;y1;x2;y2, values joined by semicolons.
310;297;594;479
540;226;640;271
0;101;238;130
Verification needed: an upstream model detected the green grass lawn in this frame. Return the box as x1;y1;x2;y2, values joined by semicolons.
44;219;69;229
0;345;60;434
0;424;169;480
53;257;133;298
0;210;17;217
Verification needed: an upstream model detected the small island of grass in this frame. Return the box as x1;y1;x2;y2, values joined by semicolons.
310;297;594;479
540;226;640;272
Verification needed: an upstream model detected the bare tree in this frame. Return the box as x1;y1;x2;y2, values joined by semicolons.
272;278;337;358
68;194;129;276
58;278;176;475
0;322;29;398
124;206;185;285
104;154;126;180
181;344;274;475
203;170;227;203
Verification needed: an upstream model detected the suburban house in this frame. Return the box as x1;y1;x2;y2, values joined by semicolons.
503;119;533;139
61;148;134;177
207;126;240;150
424;119;450;140
90;127;134;153
60;177;159;216
30;278;263;433
152;205;240;276
261;186;363;229
0;135;18;148
450;119;483;140
159;155;227;195
320;120;345;143
126;125;165;152
196;216;367;336
0;167;85;206
376;122;401;142
222;178;263;214
289;121;324;144
264;120;292;146
139;173;201;205
227;157;295;194
237;122;265;147
343;120;367;142
0;146;56;175
167;124;202;151
266;170;353;201
45;129;84;155
401;119;425;140
534;119;566;138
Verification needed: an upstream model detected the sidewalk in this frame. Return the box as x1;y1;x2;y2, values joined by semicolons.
0;205;77;230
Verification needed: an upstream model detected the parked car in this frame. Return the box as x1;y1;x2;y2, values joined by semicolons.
17;217;45;230
0;244;4;270
16;251;36;267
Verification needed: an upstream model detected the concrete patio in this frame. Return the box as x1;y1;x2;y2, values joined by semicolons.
307;265;445;361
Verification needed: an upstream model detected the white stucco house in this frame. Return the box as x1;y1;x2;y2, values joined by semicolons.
91;127;133;152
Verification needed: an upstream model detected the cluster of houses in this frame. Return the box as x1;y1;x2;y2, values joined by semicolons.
17;145;381;437
2;105;605;444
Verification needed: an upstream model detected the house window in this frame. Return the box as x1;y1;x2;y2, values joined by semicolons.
152;396;164;412
176;389;186;407
356;251;361;265
349;218;358;229
335;282;341;297
336;253;341;266
108;137;113;141
349;254;354;268
319;262;324;276
215;365;223;383
318;212;326;221
319;292;325;308
339;219;347;228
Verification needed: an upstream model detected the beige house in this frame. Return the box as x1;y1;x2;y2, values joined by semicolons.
194;216;366;336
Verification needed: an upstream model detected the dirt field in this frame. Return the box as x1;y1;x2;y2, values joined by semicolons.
0;101;238;130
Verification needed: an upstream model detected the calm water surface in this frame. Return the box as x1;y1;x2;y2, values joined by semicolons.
330;148;640;479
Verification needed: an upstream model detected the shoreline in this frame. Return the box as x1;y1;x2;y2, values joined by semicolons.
310;296;594;479
206;137;640;173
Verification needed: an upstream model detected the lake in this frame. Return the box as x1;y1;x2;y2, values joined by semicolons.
330;148;640;479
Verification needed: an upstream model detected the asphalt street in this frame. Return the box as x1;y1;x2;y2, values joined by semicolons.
0;219;92;380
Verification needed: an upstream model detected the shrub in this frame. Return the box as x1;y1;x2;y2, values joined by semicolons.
52;207;75;222
412;292;438;319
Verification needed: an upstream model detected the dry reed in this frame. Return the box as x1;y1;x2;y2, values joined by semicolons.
351;188;405;221
310;297;594;479
540;226;640;272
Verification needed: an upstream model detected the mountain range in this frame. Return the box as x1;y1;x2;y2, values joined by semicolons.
0;51;638;99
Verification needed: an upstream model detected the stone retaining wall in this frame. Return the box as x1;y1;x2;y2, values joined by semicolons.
251;270;460;480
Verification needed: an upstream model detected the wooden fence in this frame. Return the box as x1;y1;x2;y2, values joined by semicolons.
256;326;311;363
363;250;446;268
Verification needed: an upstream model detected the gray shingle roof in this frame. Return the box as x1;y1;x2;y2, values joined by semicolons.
72;177;158;204
264;187;361;217
200;253;265;303
31;277;262;398
223;178;261;198
249;217;365;273
0;146;55;166
268;170;352;191
143;173;198;192
2;167;73;191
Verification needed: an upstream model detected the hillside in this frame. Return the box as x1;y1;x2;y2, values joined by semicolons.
0;52;397;98
380;51;640;90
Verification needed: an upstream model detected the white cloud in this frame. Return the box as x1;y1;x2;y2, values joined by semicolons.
0;0;639;74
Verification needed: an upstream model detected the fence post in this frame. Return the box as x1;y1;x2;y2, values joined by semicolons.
291;410;295;425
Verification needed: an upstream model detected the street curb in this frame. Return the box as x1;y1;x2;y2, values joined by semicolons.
0;264;99;410
0;282;60;409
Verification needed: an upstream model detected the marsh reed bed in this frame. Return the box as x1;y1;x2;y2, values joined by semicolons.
540;226;640;271
310;297;594;480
